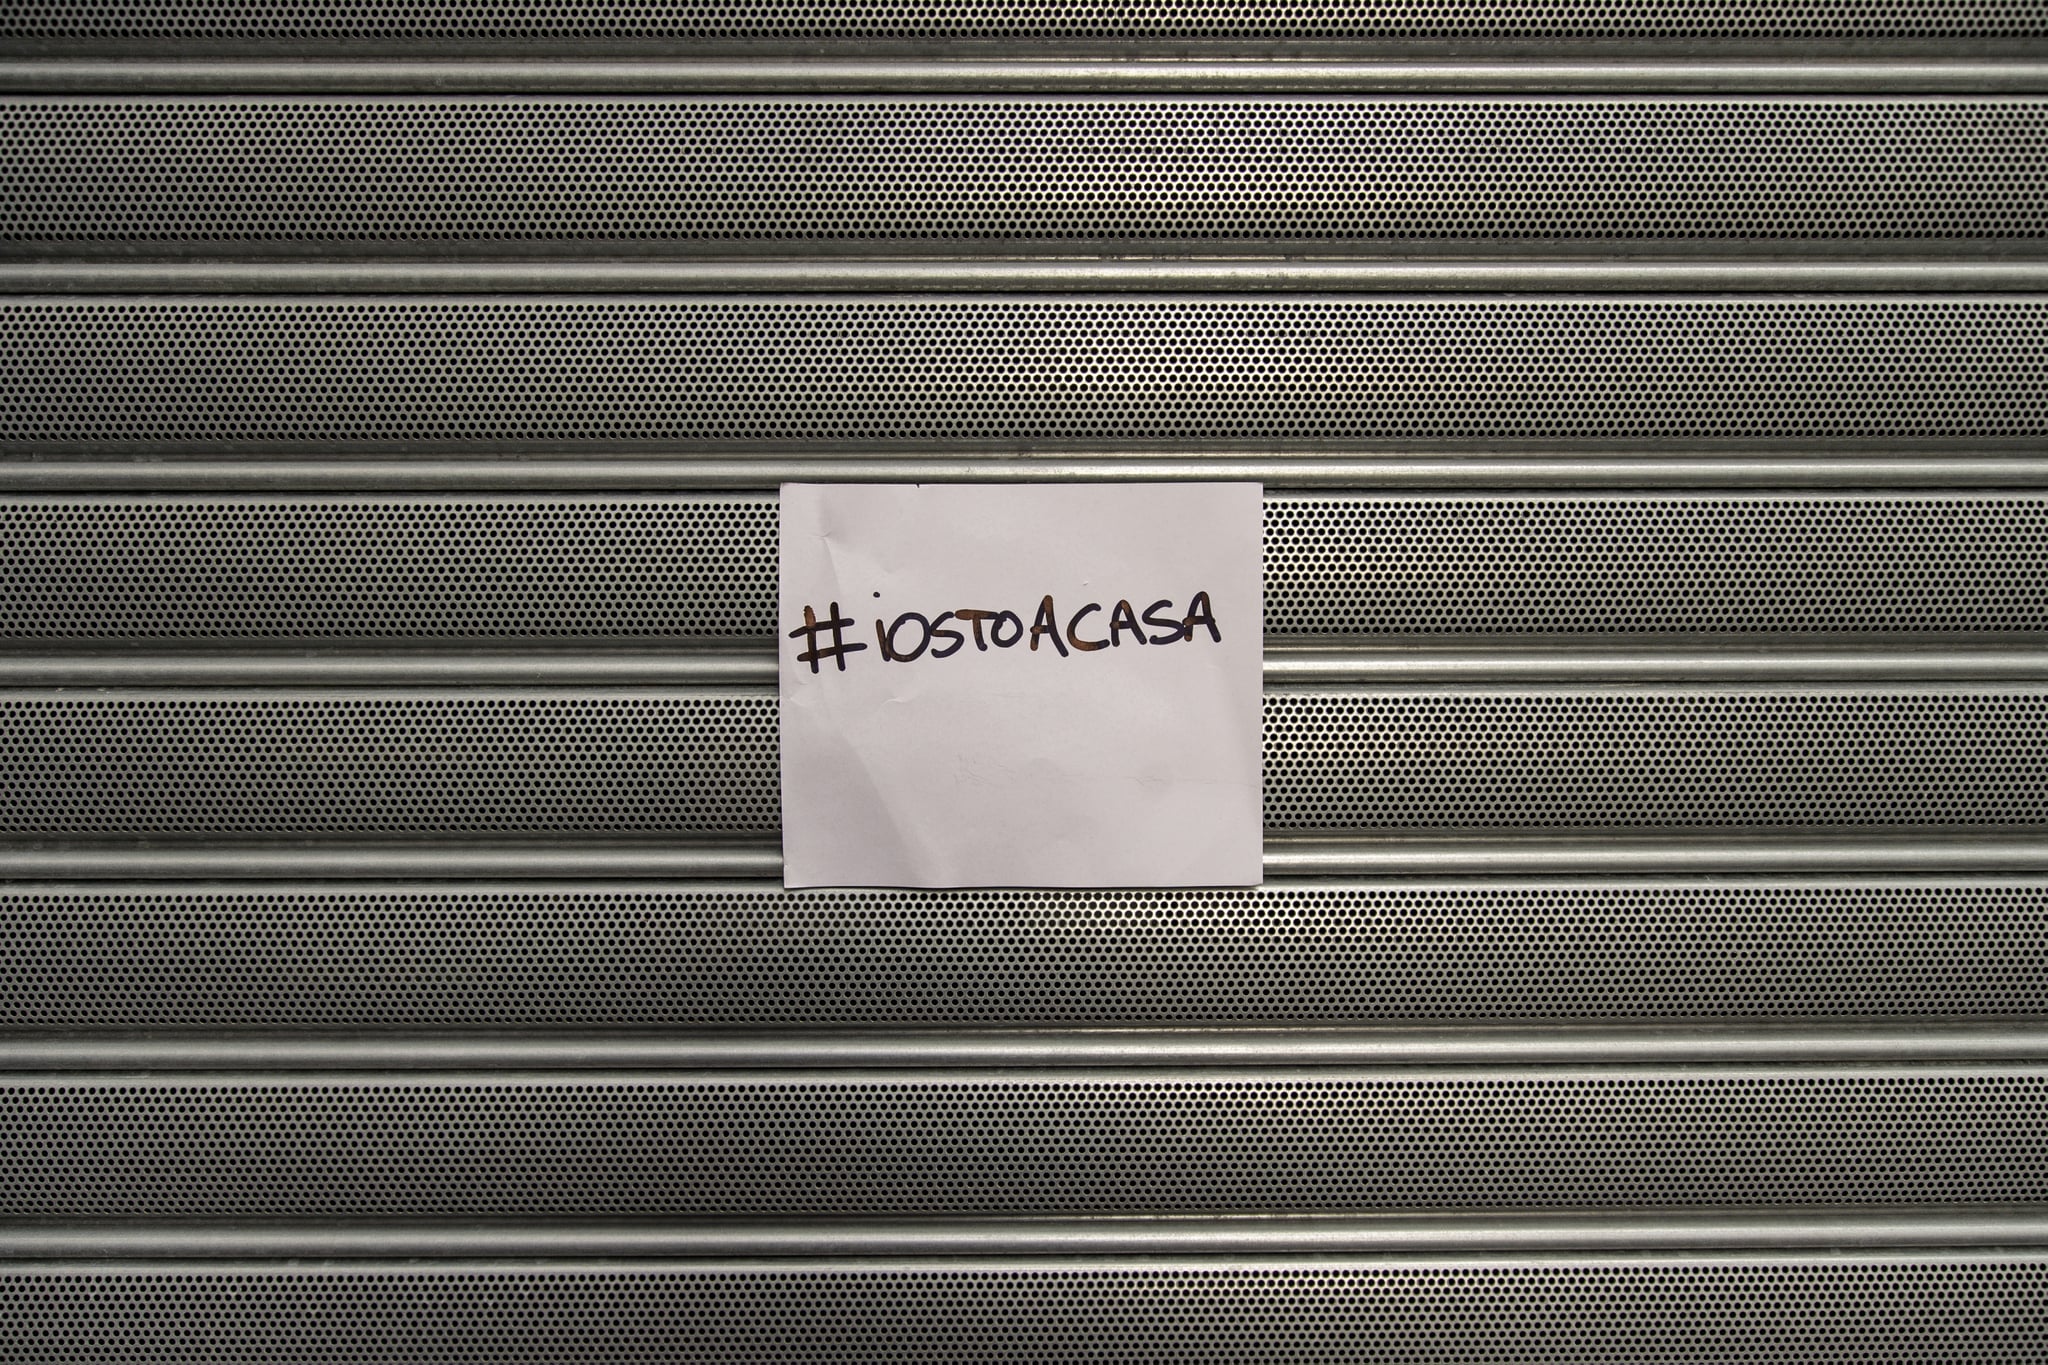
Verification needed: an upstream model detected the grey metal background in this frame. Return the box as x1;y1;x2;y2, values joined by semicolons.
4;97;2044;245
5;2;2048;1358
6;1066;2048;1216
6;1254;2047;1365
5;684;2048;831
6;878;2046;1026
6;297;2046;448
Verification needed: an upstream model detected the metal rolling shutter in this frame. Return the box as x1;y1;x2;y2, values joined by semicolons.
3;4;2046;1359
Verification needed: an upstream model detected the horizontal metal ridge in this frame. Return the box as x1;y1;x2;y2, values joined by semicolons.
0;839;783;880
0;644;778;687
1264;640;2048;683
8;260;2048;295
8;59;2048;94
6;1212;2048;1259
7;453;2047;490
6;640;2048;686
47;1061;2026;1085
4;0;2039;45
7;1025;2048;1070
5;832;2048;879
1267;830;2048;875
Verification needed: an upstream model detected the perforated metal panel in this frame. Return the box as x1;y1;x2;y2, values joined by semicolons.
0;494;777;639
6;298;2046;449
5;1066;2046;1216
1263;686;2048;827
5;491;2047;639
0;688;780;834
6;1256;2048;1365
3;879;2044;1027
7;98;2044;244
3;685;2043;834
3;0;2040;39
1267;493;2048;634
9;11;2048;1356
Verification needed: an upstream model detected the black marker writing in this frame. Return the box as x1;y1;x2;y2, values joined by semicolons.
790;591;1222;676
788;601;868;674
881;611;934;662
1142;598;1184;644
929;612;967;658
1065;602;1107;652
1029;596;1068;658
954;609;996;650
1108;600;1146;647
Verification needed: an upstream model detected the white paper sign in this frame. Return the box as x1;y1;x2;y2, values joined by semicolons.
779;483;1263;888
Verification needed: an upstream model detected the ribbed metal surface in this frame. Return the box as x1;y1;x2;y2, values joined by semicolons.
8;8;2048;1355
10;60;2048;98
4;0;2040;39
13;831;2047;880
6;97;2043;245
16;1027;2048;1069
6;298;2046;449
14;259;2046;292
9;452;2048;492
3;878;2044;1027
12;1210;2048;1254
4;491;2046;638
7;1066;2048;1216
10;641;2048;686
6;1254;2048;1364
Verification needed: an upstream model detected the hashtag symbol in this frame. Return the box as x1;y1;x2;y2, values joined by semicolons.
788;601;869;674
